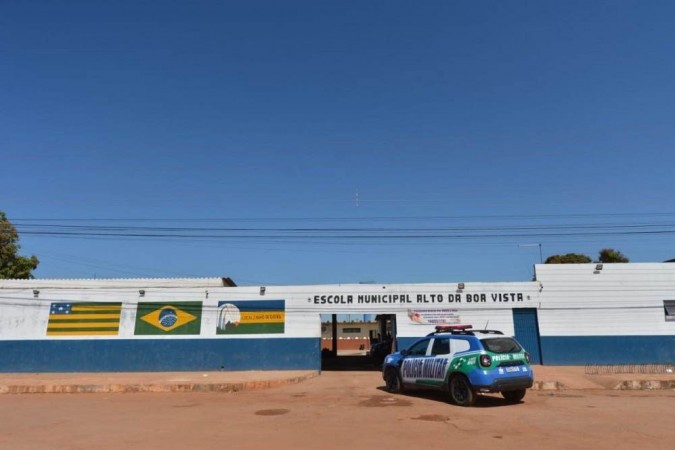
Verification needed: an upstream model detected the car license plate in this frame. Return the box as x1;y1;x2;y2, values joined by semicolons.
505;366;520;373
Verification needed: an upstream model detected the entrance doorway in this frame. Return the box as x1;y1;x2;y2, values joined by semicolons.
320;313;397;371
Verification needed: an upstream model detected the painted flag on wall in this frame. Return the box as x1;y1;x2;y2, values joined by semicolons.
134;301;202;335
47;302;122;336
216;300;285;335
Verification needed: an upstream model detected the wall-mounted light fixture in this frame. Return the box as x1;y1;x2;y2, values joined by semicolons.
33;289;40;298
457;283;465;292
594;263;603;274
139;289;145;297
205;290;209;299
260;286;266;296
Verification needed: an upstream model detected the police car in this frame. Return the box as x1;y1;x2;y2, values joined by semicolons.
382;325;534;406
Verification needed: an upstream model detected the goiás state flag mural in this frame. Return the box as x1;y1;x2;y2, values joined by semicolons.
47;302;122;336
216;300;285;334
134;301;202;335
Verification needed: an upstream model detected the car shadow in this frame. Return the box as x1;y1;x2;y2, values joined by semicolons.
375;385;524;408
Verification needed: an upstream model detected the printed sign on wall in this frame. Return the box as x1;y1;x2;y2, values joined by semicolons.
216;300;285;335
407;308;460;325
134;301;202;335
47;302;122;336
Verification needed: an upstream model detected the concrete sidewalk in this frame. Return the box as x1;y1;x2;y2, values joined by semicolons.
0;370;320;394
531;365;675;391
0;366;672;394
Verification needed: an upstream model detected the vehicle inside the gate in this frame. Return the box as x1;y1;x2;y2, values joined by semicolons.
382;324;534;406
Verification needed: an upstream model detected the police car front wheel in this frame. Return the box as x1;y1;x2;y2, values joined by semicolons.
384;368;403;393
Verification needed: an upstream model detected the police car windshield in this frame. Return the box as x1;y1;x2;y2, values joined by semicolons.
480;338;522;354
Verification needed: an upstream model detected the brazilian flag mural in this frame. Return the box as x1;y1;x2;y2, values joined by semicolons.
134;301;202;335
216;300;285;335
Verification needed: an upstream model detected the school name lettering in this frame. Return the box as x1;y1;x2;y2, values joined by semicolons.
312;292;527;305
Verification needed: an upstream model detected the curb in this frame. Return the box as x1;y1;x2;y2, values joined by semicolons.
0;372;320;395
532;381;564;391
615;380;675;390
532;379;675;391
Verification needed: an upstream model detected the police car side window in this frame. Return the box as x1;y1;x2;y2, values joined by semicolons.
408;339;430;356
451;339;471;355
431;338;450;355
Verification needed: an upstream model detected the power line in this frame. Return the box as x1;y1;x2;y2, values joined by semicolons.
12;211;675;222
15;228;675;241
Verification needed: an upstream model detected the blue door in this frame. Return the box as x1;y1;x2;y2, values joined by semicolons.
512;308;542;364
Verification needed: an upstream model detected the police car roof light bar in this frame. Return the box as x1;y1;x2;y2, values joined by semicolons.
435;324;473;332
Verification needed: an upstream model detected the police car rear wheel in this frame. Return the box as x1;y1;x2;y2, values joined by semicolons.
449;375;476;407
384;368;402;393
502;389;526;403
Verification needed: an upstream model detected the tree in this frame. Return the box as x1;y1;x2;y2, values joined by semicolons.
597;248;629;263
544;253;592;264
0;211;39;279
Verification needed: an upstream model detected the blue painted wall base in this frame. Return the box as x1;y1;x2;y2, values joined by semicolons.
3;335;672;371
540;335;675;365
0;338;321;372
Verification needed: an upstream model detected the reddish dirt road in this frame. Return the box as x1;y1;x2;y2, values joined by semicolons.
0;371;672;450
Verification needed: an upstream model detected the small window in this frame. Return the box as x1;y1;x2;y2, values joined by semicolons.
431;338;450;355
480;338;522;354
407;339;430;356
343;327;362;333
665;300;675;322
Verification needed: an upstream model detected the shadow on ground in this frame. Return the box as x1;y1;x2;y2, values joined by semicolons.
374;385;527;408
321;355;382;372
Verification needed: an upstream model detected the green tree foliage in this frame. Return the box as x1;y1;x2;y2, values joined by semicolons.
544;253;592;264
597;248;629;263
0;211;39;279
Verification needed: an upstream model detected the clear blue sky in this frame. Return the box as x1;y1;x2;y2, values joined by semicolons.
2;1;675;284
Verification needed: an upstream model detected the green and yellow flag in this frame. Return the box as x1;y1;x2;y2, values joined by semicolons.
134;301;202;335
47;302;122;336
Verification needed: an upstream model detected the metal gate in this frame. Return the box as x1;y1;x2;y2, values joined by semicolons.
512;308;543;364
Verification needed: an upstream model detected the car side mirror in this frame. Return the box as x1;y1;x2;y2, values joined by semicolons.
400;349;410;356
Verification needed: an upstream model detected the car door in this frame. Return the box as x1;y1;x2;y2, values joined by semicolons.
400;338;431;385
400;337;452;388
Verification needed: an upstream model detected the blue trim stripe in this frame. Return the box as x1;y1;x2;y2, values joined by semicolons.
540;336;675;365
217;300;284;311
0;338;320;373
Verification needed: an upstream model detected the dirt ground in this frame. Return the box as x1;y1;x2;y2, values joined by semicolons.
0;371;673;450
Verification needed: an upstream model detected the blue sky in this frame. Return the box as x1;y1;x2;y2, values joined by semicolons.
2;1;675;284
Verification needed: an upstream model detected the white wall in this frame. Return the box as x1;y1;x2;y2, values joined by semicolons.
2;263;673;341
535;263;674;336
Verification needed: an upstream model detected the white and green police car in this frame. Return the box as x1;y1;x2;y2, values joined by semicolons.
382;325;534;406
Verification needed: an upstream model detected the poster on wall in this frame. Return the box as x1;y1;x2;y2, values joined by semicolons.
216;300;285;335
46;302;122;336
134;301;202;335
407;308;460;325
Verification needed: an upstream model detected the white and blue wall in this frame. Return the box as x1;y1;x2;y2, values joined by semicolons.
0;263;673;372
534;263;675;364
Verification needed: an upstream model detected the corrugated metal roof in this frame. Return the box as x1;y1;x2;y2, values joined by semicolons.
0;277;229;289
